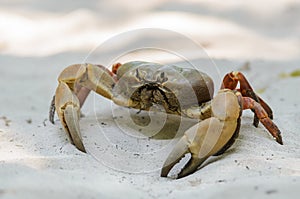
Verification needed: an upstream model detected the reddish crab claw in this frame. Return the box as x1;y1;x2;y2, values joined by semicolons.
49;61;282;179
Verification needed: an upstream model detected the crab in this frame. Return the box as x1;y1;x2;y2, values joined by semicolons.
49;61;283;179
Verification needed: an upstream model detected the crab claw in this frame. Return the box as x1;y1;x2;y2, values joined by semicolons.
160;133;209;179
161;116;237;179
55;82;86;152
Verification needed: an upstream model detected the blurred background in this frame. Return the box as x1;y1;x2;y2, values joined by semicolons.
1;0;300;60
0;2;300;199
1;0;300;136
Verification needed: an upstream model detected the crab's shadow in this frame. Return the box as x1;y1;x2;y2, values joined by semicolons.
124;109;199;140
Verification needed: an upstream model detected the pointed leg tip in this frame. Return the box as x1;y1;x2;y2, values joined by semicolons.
276;136;283;145
49;95;56;124
253;121;259;128
78;145;87;153
49;118;55;124
69;133;87;153
274;130;283;145
276;129;283;145
160;164;173;178
176;173;188;179
74;138;86;153
160;172;168;178
64;105;87;153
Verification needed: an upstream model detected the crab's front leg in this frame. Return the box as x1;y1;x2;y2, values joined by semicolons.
161;117;237;178
49;64;117;152
161;90;241;178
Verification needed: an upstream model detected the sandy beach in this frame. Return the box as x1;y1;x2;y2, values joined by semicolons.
0;0;300;198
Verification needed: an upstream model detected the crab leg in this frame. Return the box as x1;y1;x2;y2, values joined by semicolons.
221;71;273;126
242;97;283;144
55;81;84;151
161;90;241;178
49;64;117;152
161;117;236;178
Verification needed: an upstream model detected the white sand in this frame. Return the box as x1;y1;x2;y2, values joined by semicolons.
0;0;300;198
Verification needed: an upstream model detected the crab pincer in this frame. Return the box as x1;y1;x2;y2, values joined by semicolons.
161;87;282;178
161;90;242;178
49;64;117;152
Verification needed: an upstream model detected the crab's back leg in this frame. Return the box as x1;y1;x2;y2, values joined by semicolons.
242;97;283;145
221;71;273;126
49;64;117;152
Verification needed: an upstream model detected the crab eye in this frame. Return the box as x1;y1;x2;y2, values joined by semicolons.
156;72;168;83
136;68;146;81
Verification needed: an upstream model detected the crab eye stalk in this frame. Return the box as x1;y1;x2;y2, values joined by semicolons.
156;72;168;83
135;68;147;81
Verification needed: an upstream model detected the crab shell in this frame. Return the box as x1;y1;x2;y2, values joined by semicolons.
112;61;214;115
